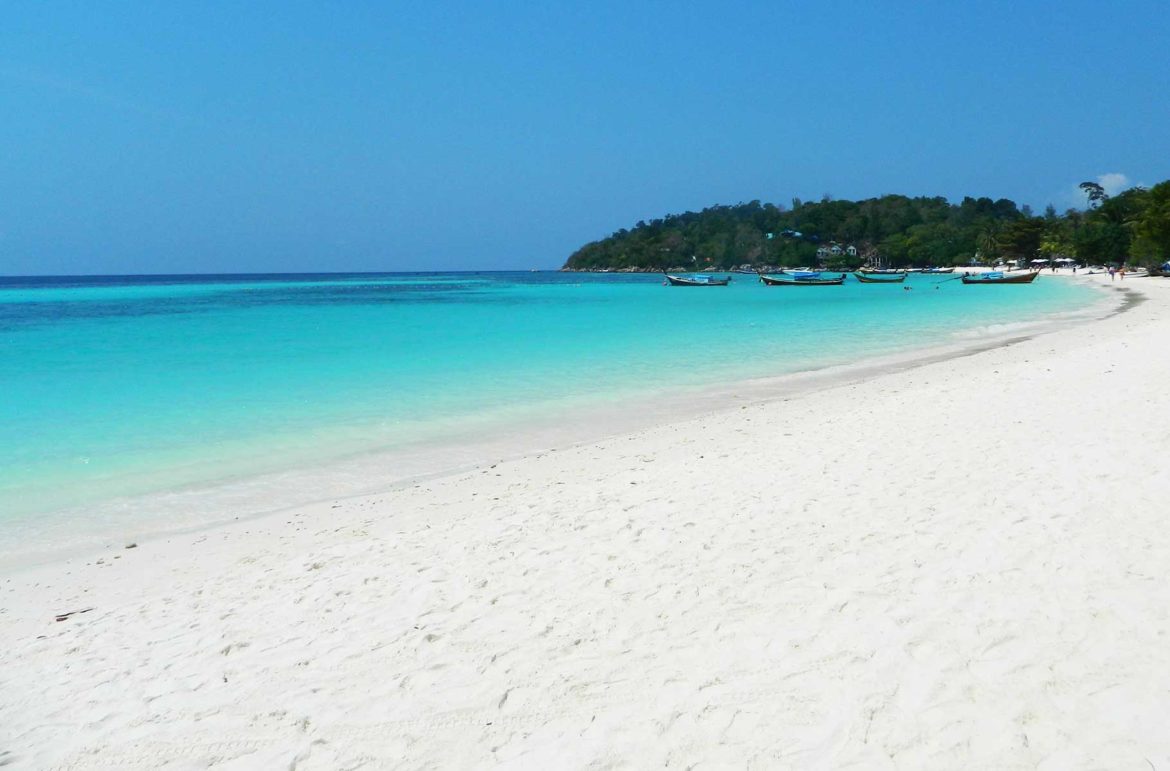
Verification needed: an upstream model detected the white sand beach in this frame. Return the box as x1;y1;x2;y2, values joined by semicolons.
3;273;1169;769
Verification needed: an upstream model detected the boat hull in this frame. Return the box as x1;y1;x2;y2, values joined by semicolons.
960;271;1040;284
759;273;847;286
854;272;907;283
664;274;731;286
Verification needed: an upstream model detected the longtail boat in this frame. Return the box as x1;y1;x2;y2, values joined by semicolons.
921;267;955;274
763;269;818;277
854;271;907;283
960;271;1040;285
759;272;847;286
663;271;731;286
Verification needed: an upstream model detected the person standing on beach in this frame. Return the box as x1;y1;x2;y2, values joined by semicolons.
1120;267;1126;280
1109;266;1116;281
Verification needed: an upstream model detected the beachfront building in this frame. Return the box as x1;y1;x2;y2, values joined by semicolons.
816;242;859;259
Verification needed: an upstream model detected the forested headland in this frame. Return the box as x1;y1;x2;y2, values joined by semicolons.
562;180;1170;272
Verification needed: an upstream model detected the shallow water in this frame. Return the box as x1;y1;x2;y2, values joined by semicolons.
1;270;1100;553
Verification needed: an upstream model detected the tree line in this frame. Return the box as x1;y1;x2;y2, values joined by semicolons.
563;180;1170;271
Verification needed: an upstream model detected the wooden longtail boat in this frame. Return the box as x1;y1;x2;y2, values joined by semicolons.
854;272;907;283
663;272;731;286
921;267;955;274
759;272;847;286
960;271;1041;285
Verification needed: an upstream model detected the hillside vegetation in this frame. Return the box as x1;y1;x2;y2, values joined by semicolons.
563;181;1170;272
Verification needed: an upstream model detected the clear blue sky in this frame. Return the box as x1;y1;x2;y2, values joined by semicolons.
3;1;1168;274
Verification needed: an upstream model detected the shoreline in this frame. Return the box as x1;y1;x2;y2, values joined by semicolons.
3;272;1168;768
0;274;1121;571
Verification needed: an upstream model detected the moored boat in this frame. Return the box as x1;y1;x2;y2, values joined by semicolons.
759;272;847;286
854;271;907;283
960;271;1040;285
663;271;731;286
921;267;955;274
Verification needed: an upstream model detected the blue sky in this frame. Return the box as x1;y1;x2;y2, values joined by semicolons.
2;1;1168;274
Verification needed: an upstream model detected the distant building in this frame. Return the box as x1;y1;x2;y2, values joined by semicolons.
816;242;854;258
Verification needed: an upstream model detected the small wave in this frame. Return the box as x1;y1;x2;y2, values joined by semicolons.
949;320;1043;339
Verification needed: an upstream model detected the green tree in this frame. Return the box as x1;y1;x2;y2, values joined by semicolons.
1131;180;1170;263
1079;181;1108;209
1074;222;1129;264
976;223;1003;265
998;218;1046;263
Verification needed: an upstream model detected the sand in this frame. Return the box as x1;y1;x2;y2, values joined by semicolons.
2;273;1169;769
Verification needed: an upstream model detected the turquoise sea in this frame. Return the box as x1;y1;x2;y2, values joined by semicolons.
1;271;1103;561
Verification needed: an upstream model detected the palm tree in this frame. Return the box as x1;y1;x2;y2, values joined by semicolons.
977;223;1002;266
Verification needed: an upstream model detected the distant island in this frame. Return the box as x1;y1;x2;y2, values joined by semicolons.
562;181;1170;272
